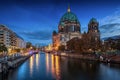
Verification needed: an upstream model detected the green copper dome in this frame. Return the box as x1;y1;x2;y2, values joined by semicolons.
59;12;80;25
58;7;81;33
89;18;98;23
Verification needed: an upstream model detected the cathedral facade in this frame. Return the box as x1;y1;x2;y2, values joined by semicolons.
52;7;100;51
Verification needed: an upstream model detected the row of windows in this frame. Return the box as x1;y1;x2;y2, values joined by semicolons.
89;26;98;29
59;25;80;32
0;40;4;42
89;30;98;33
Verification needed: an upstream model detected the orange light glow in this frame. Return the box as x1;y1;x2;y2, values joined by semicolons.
51;54;55;77
46;54;50;74
30;56;34;75
36;54;39;70
55;56;60;80
50;54;61;79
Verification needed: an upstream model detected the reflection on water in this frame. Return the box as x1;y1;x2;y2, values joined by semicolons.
46;53;50;74
54;56;60;80
30;55;34;75
99;64;120;80
45;54;61;80
36;54;39;70
0;53;120;80
49;55;61;80
51;54;55;77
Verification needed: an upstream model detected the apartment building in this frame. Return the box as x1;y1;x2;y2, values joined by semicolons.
0;24;26;49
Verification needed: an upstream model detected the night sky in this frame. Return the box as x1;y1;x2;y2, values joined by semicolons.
0;0;120;45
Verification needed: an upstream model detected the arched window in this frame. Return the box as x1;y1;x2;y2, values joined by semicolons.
72;25;74;32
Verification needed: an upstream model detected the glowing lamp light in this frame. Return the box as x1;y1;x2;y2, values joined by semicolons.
29;50;33;54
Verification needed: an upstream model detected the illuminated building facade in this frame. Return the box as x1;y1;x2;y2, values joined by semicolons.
0;24;26;49
52;6;100;51
0;25;11;47
52;6;81;50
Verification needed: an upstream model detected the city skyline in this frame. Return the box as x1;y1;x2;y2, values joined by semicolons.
0;0;120;45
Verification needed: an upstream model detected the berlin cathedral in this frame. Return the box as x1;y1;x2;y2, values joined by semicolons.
52;6;100;51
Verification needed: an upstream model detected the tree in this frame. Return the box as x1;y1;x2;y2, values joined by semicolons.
26;42;32;48
116;42;120;50
67;38;76;51
15;49;20;52
32;46;37;50
0;43;7;52
112;40;120;50
58;45;65;51
67;37;83;53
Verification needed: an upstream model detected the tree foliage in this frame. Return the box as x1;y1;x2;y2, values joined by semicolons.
104;38;120;50
66;33;101;54
26;42;32;48
0;43;8;52
15;49;20;52
58;45;65;51
67;37;83;53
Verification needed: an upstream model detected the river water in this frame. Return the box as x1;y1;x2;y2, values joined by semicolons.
0;52;120;80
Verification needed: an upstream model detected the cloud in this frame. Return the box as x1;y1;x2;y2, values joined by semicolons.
99;8;120;25
20;30;52;41
100;16;120;25
100;23;120;38
99;8;120;38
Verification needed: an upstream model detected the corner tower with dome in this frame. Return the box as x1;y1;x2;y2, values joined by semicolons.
52;6;100;51
88;18;100;41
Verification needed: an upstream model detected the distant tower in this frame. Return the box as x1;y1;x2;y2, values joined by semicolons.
52;30;57;47
88;18;100;41
52;30;60;50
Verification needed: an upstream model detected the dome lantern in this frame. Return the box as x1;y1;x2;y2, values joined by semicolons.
67;5;71;12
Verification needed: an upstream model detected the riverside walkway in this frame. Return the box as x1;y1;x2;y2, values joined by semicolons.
0;53;33;74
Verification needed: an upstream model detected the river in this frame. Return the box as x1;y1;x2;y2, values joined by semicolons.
0;52;120;80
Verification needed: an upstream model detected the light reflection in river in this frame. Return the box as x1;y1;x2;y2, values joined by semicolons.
46;53;50;74
54;56;60;80
36;54;39;70
1;53;120;80
30;55;34;76
51;54;55;77
45;54;61;80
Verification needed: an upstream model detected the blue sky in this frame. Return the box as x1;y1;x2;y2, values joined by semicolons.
0;0;120;45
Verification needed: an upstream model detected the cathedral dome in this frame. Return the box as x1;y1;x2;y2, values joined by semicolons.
59;7;80;26
60;12;79;24
58;6;81;33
